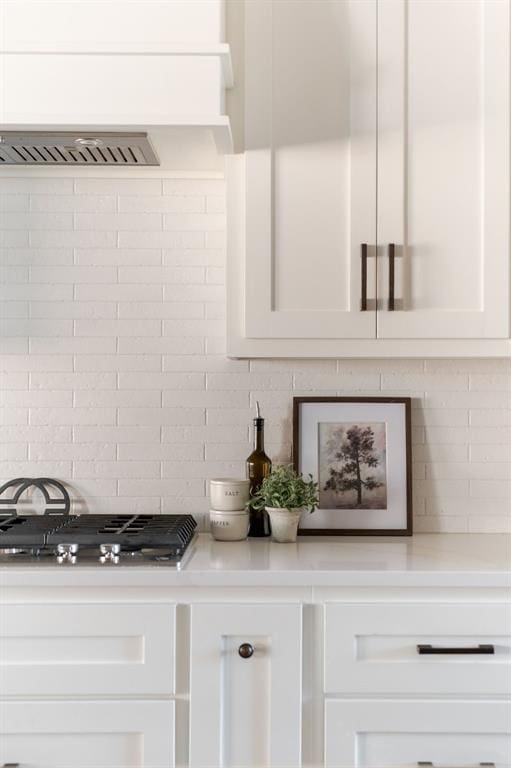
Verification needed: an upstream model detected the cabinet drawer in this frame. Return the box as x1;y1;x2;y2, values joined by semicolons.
325;699;511;767
325;603;511;695
0;700;174;768
0;603;176;696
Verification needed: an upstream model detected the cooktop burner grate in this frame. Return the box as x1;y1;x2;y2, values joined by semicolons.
0;513;197;552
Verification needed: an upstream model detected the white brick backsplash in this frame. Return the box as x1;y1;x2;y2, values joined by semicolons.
118;478;205;497
73;426;161;443
75;248;162;266
74;390;161;407
0;265;28;283
470;444;511;462
74;354;162;372
75;284;162;301
0;176;508;531
30;407;117;426
2;319;72;337
470;409;511;426
0;372;29;389
163;355;248;372
31;195;116;213
0;247;73;265
30;266;117;284
470;479;511;498
161;425;248;443
73;461;160;479
1;212;72;230
1;391;72;407
1;301;28;318
30;230;117;248
30;301;117;320
162;179;225;196
119;372;205;390
29;443;116;461
162;390;248;408
118;443;204;460
0;194;29;212
0;407;28;425
75;212;162;230
0;231;28;246
30;372;117;390
74;319;161;337
0;284;72;300
119;195;205;213
0;179;73;194
162;213;225;230
117;336;204;354
1;338;29;353
163;248;224;266
74;179;162;195
118;407;205;426
120;266;204;283
118;230;205;248
469;374;511;391
2;355;73;372
29;337;117;354
118;301;204;319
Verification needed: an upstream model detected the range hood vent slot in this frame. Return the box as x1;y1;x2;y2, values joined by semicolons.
0;132;159;166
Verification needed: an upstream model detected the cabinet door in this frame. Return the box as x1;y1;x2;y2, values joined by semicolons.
0;603;176;696
324;602;511;696
325;700;511;767
0;700;174;768
189;603;302;768
240;0;377;339
377;0;510;339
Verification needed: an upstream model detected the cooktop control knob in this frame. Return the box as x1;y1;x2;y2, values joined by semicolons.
56;543;78;564
99;542;121;564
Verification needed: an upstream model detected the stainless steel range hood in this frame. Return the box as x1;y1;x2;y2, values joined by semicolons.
0;132;160;166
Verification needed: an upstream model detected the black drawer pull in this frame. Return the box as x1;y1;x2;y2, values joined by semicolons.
418;763;495;767
417;643;495;655
360;243;368;311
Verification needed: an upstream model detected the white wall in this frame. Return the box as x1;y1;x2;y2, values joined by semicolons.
0;175;510;532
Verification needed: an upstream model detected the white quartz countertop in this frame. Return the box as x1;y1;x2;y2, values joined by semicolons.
1;533;510;588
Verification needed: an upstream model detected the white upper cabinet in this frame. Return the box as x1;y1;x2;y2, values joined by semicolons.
377;0;510;340
227;0;510;357
241;0;377;341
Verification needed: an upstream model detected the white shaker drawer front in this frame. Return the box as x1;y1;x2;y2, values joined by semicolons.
0;699;174;768
324;603;511;695
325;699;511;768
0;603;176;696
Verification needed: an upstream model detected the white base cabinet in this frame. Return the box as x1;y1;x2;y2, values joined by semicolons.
189;603;302;768
1;565;510;767
0;700;175;768
325;700;511;767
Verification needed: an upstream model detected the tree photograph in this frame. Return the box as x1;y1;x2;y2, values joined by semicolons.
319;422;387;510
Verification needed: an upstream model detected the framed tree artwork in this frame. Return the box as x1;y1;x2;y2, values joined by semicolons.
293;397;412;536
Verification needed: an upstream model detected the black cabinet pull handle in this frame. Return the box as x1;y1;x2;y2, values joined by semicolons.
360;243;368;311
418;763;495;767
417;643;495;655
388;242;395;311
238;642;254;659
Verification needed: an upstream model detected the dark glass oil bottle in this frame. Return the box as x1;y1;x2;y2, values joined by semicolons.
246;403;272;537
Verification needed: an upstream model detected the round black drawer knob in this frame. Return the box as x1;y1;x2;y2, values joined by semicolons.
238;642;254;659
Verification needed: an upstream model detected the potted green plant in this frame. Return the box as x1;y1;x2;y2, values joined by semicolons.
249;465;319;543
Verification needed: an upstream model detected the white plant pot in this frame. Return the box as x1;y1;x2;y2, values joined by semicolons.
266;507;304;543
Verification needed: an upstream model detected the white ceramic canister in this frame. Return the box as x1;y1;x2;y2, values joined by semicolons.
209;478;250;511
209;509;250;541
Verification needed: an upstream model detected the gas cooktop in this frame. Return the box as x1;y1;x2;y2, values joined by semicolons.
0;513;197;567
